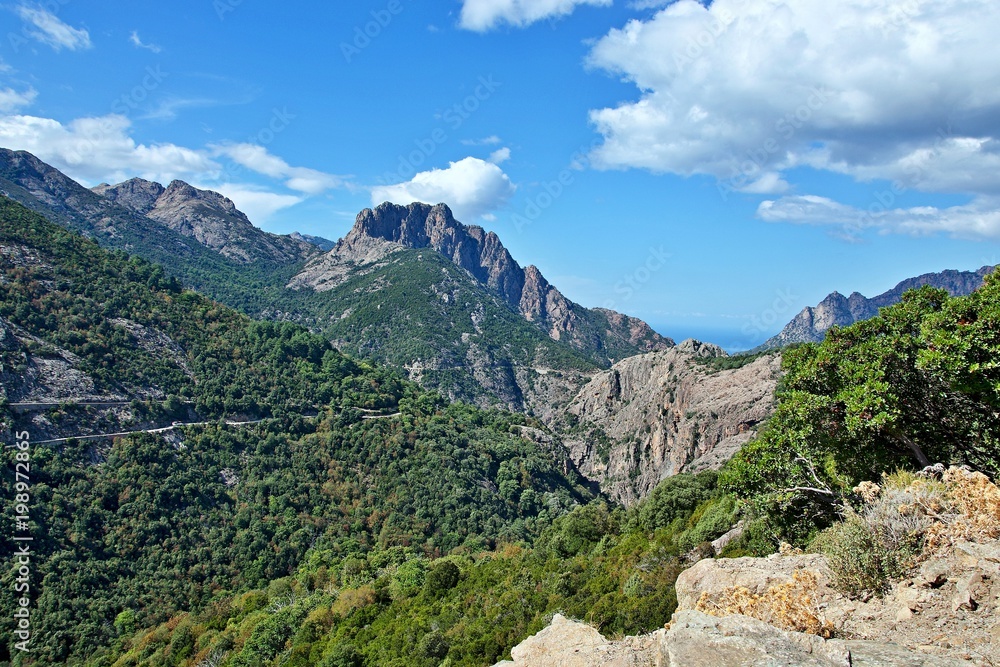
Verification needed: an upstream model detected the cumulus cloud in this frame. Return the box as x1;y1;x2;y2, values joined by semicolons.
587;0;1000;200
371;157;515;221
0;113;216;184
205;184;304;223
0;87;37;113
758;194;1000;241
15;5;92;51
211;143;345;195
460;0;611;31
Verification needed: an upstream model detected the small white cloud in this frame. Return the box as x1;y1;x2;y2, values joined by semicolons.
459;0;611;31
488;147;511;164
15;5;91;52
129;31;162;53
0;87;37;113
371;156;515;221
201;183;304;223
211;143;345;195
737;172;790;195
757;194;1000;241
461;135;503;146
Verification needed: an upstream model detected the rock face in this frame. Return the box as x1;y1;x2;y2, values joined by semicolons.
494;614;662;667
292;202;672;363
93;178;314;264
760;266;997;350
563;341;782;504
499;543;993;667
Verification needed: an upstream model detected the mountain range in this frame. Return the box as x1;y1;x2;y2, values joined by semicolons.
0;148;782;502
757;266;997;350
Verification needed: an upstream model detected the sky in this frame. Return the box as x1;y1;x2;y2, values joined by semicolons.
0;0;998;350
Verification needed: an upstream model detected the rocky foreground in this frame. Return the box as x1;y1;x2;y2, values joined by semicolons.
495;538;999;666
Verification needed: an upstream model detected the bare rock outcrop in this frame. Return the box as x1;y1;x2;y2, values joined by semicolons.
93;178;315;264
290;202;672;363
493;614;662;667
563;341;782;504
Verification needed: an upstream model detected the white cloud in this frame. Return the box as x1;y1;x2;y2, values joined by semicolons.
15;5;91;51
0;113;216;185
461;135;502;146
586;0;1000;198
129;31;162;53
211;143;345;195
371;157;515;221
757;194;1000;241
488;147;511;164
0;87;36;113
0;112;338;224
459;0;611;31
203;183;304;222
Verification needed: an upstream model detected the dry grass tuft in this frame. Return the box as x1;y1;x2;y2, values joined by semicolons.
695;570;835;638
924;468;1000;551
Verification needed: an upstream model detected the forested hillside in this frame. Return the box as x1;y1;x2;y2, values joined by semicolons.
0;197;594;664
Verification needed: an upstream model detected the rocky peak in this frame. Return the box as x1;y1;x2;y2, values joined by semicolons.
92;178;165;214
759;266;998;350
93;178;314;264
312;201;673;362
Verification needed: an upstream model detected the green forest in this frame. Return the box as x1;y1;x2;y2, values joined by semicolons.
2;194;1000;666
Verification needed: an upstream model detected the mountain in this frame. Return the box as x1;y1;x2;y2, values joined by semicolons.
0;195;594;663
0;148;319;315
93;177;314;264
558;342;782;505
0;151;673;414
289;230;336;251
758;266;997;350
293;202;672;362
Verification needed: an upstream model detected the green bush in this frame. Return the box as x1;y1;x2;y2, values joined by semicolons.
812;516;912;599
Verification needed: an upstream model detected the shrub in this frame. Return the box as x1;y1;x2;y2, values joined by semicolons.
812;515;913;600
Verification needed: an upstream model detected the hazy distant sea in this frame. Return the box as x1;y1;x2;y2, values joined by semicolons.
653;326;776;354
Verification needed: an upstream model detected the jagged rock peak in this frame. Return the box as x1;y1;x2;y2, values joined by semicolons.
92;177;165;214
759;265;998;350
93;178;314;264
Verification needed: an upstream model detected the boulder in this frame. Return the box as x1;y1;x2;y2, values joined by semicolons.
674;553;834;611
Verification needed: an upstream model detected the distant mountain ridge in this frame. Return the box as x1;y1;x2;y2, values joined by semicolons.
758;266;997;350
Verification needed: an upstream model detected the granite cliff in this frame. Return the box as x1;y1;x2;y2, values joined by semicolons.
561;341;782;505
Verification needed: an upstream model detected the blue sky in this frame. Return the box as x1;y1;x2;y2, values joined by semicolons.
1;0;998;350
